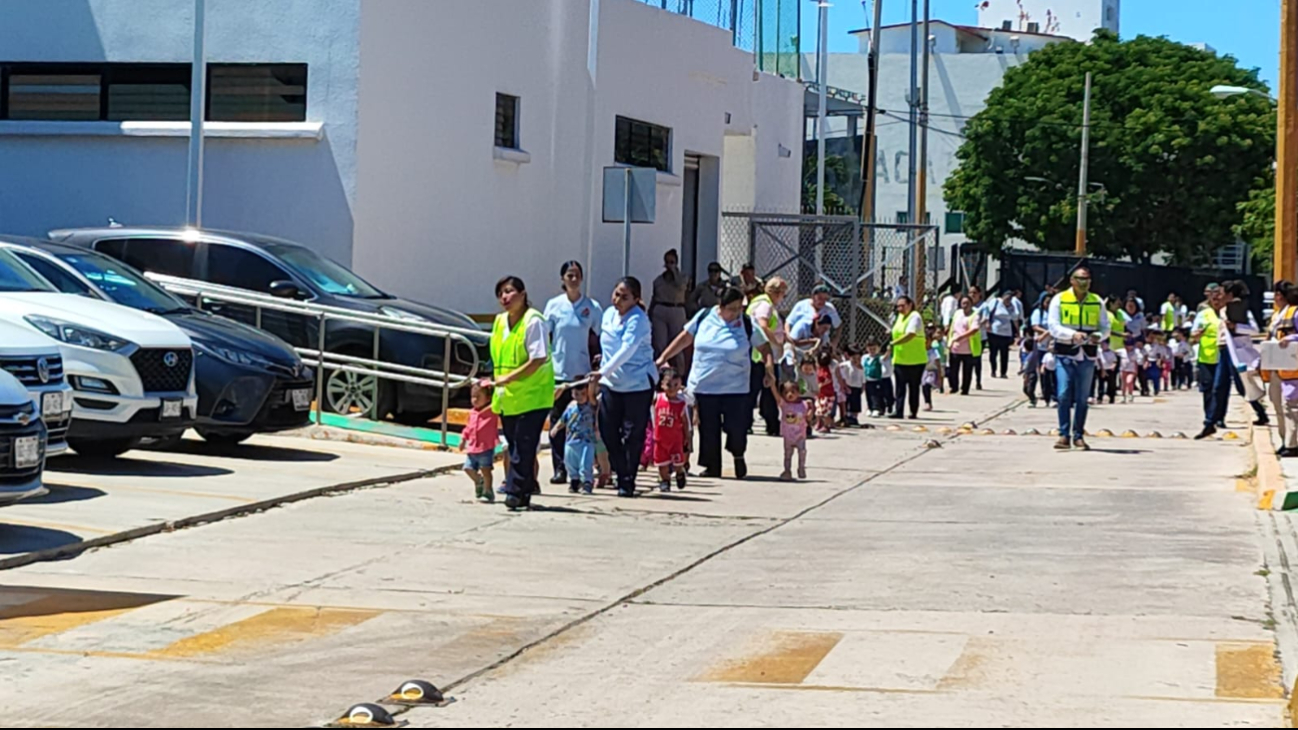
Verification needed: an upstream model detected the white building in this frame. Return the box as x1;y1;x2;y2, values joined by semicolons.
977;0;1119;41
0;0;803;316
811;22;1073;248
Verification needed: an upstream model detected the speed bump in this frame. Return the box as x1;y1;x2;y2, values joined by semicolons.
1095;429;1115;438
1121;430;1140;438
1001;429;1017;436
325;704;405;729
1223;431;1242;441
979;428;996;435
912;425;928;433
937;426;954;435
1023;428;1041;436
923;439;943;449
386;680;450;708
886;425;903;432
1170;432;1188;440
1147;431;1163;439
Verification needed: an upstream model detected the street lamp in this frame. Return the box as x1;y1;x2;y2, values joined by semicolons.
1210;84;1276;102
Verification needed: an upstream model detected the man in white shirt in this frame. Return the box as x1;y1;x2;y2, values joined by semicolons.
1048;267;1112;450
940;290;959;328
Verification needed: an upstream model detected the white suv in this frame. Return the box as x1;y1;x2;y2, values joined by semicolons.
0;249;196;458
0;368;49;506
0;319;74;456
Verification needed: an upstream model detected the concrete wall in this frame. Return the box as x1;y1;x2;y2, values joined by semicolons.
353;0;802;316
0;0;361;264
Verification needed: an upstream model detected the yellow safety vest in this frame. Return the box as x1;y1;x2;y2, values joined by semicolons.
1264;305;1298;381
1162;303;1177;332
747;294;779;363
489;309;556;416
1197;308;1220;366
891;311;928;366
1058;289;1103;331
1107;309;1128;349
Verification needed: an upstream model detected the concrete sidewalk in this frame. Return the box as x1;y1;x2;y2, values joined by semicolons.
0;379;1282;727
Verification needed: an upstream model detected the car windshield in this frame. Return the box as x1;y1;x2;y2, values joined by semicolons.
0;250;58;292
55;250;187;313
261;243;387;299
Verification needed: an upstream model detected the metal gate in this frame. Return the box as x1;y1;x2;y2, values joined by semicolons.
720;212;941;346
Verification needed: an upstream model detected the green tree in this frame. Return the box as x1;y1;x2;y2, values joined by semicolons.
1235;185;1275;270
944;30;1274;263
803;152;853;214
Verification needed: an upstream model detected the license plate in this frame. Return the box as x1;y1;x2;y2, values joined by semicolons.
14;436;39;469
161;399;183;420
41;391;66;419
290;388;312;411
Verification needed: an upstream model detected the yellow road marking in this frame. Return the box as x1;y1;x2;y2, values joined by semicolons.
0;590;173;648
149;606;377;659
1216;643;1284;700
698;631;843;685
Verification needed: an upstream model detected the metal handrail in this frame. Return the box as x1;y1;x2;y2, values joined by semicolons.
144;272;485;446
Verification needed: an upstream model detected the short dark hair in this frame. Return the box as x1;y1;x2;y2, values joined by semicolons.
720;286;746;308
616;276;643;302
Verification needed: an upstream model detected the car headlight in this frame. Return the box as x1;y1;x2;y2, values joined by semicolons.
380;306;430;324
25;316;132;352
194;341;275;369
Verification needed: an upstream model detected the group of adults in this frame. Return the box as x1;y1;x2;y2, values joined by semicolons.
483;252;784;510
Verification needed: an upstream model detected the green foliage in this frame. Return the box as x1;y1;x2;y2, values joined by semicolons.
803;153;854;214
1236;185;1275;270
944;30;1274;263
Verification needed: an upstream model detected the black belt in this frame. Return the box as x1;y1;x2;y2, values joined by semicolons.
653;302;685;309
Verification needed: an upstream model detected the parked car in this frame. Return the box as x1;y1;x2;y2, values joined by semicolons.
50;226;488;424
1;238;314;445
0;317;74;457
0;369;48;506
0;248;196;458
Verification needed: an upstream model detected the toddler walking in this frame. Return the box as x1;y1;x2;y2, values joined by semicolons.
461;382;499;503
770;377;809;481
550;381;598;495
652;369;691;492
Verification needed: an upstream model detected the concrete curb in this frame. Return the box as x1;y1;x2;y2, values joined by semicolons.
0;463;464;574
1254;423;1298;511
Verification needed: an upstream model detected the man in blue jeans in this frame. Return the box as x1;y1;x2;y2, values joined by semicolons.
1048;268;1111;451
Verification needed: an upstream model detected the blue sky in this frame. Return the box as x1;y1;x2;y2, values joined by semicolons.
801;0;1281;89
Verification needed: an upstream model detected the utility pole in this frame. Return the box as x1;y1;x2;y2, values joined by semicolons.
906;0;918;224
1278;0;1298;282
915;0;930;301
857;0;883;223
815;1;830;215
1075;71;1092;257
185;0;207;228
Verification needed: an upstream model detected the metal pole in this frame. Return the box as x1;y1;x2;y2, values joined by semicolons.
815;1;829;216
1075;71;1092;257
440;335;452;449
857;0;883;223
906;0;918;225
314;313;327;425
623;168;632;277
730;0;740;44
915;0;930;301
754;0;762;72
185;0;207;227
1278;0;1298;282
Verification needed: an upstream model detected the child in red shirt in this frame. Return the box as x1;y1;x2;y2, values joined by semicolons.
652;368;691;493
461;382;499;503
815;351;837;433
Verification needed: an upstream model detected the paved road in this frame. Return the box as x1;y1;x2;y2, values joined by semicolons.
0;378;1283;727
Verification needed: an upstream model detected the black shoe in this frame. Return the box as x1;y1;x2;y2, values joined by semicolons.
1216;421;1229;430
734;457;748;480
676;470;687;490
550;473;568;485
617;488;638;498
1256;417;1271;426
505;495;523;511
569;480;582;494
1194;426;1218;441
1282;448;1298;458
889;413;904;420
700;467;722;478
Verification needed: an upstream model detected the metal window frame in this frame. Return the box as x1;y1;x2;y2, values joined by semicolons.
494;92;520;149
614;114;672;172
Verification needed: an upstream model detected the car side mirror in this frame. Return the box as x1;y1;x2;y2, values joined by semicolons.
270;280;304;300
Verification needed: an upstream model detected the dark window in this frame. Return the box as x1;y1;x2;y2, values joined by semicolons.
1027;21;1040;33
94;238;196;279
15;253;92;295
6;64;102;120
0;62;306;122
495;93;519;149
207;64;307;122
205;244;291;293
107;64;190;121
1001;20;1013;30
896;211;909;224
615;116;671;172
946;211;966;234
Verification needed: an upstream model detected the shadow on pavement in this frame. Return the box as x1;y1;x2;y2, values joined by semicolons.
0;523;82;555
22;484;107;505
49;457;234;478
159;440;341;463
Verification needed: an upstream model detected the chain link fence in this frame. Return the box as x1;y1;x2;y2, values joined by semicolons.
720;212;941;347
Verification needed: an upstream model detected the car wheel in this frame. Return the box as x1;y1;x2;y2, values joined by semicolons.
68;437;141;459
323;349;393;419
196;429;253;446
